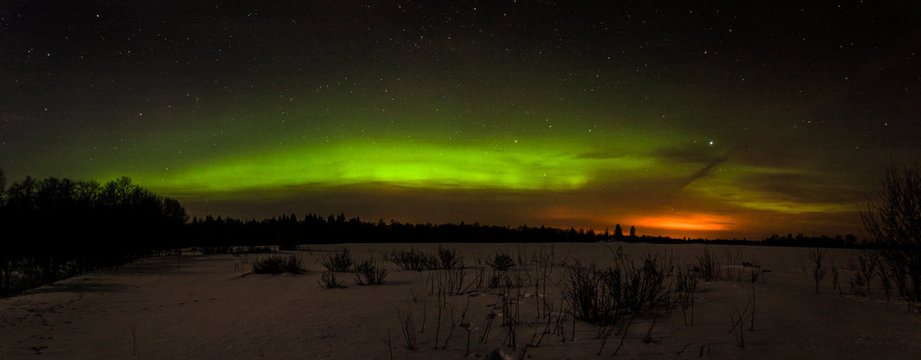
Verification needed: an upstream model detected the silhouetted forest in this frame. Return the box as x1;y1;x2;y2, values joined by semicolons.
184;215;861;250
615;233;863;248
187;213;604;253
0;172;187;296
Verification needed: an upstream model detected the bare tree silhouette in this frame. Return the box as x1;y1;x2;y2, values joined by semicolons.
862;164;921;301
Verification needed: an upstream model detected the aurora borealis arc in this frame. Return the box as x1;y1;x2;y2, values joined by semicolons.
131;138;610;193
3;1;921;240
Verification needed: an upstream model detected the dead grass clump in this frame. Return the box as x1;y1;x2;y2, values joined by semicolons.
697;247;720;281
355;259;388;285
386;248;437;271
436;246;463;270
321;248;353;272
619;255;669;314
252;255;305;274
564;262;605;322
479;251;515;288
486;251;516;272
563;253;672;325
319;270;346;289
675;266;700;326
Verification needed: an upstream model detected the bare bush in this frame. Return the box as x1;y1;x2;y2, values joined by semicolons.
675;266;699;326
862;164;921;301
855;251;878;297
849;272;866;295
562;253;671;325
355;259;388;285
486;251;516;272
252;255;305;274
564;261;604;322
697;247;720;282
386;248;436;271
436;246;463;270
809;248;828;295
321;248;353;272
319;270;346;289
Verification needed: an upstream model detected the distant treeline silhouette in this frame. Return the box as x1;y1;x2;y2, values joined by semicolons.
616;233;863;248
0;171;186;296
185;214;862;250
187;213;604;252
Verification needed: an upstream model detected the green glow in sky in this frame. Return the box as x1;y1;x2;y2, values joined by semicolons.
129;137;654;194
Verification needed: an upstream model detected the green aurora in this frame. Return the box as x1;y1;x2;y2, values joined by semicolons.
127;137;657;193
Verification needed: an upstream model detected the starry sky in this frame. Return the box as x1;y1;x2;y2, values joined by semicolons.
2;1;920;239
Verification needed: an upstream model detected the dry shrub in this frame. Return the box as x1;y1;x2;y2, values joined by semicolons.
386;248;436;271
321;248;353;272
355;259;388;285
252;255;305;274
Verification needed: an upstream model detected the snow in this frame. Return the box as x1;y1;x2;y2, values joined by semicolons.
2;242;920;359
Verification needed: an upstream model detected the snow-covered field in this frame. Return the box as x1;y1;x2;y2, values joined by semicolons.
2;242;920;359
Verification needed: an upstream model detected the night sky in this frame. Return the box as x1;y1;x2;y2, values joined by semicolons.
2;1;920;239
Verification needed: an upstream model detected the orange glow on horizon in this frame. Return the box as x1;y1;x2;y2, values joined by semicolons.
633;214;734;232
537;207;739;238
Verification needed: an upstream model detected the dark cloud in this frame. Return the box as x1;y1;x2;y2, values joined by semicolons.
648;145;728;165
739;172;867;205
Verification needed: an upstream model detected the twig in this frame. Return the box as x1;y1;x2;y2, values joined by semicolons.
612;316;634;357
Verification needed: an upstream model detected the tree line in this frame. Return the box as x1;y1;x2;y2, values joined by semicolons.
187;213;607;253
0;171;187;296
